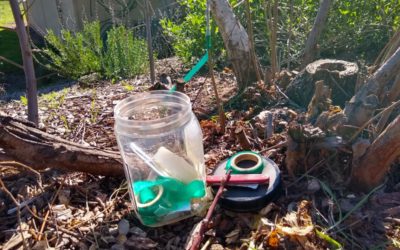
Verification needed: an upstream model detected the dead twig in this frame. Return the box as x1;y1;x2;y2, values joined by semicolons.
287;153;336;188
0;55;24;69
189;171;232;250
258;140;288;153
208;57;226;133
38;178;65;241
23;204;92;243
192;75;209;108
0;178;29;250
329;74;351;99
0;161;42;187
274;82;302;109
373;102;396;138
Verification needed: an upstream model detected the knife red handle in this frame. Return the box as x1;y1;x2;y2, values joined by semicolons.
206;174;269;185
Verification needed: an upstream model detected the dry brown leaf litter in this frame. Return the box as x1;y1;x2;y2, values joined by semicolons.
0;58;399;249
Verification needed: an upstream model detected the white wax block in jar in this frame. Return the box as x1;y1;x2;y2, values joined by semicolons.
153;146;198;183
184;120;205;176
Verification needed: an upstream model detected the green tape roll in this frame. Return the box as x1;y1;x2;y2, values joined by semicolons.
139;186;157;204
225;151;264;174
133;178;206;226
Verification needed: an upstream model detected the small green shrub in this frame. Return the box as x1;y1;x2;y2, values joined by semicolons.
43;22;103;79
42;22;148;80
104;26;148;79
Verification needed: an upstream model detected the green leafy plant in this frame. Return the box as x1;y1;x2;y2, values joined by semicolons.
161;0;400;68
42;22;148;80
43;22;103;79
121;80;135;91
160;0;226;64
20;96;28;106
104;25;148;79
40;89;68;109
60;115;70;130
90;90;99;124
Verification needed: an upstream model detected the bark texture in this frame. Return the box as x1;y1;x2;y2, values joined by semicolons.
350;115;400;192
344;46;400;126
301;0;333;68
285;59;358;107
0;115;126;176
285;123;330;177
210;0;259;89
9;0;39;126
387;74;400;104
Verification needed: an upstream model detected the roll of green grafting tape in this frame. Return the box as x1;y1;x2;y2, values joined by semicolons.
225;151;264;174
133;178;206;226
139;186;157;204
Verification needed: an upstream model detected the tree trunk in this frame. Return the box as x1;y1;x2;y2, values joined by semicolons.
0;115;128;177
145;0;155;85
350;115;400;192
9;0;39;126
210;0;259;89
301;0;333;68
344;46;400;126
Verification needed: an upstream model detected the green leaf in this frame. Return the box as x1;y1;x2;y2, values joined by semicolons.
20;96;28;106
339;9;350;15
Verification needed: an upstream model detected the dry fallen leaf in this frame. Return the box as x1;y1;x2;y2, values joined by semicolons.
276;200;314;237
225;228;241;244
266;229;279;248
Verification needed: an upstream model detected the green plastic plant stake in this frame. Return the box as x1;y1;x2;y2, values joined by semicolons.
183;51;209;82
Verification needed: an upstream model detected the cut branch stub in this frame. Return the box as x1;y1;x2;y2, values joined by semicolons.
350;115;400;192
235;126;252;150
285;59;358;108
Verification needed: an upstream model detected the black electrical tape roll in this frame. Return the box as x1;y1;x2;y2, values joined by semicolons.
211;155;281;212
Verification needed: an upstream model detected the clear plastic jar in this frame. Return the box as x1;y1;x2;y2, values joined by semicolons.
114;91;207;226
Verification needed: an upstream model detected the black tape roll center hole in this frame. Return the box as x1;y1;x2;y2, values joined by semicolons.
234;154;259;169
236;159;257;169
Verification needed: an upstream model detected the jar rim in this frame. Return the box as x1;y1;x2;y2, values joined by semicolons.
114;90;192;134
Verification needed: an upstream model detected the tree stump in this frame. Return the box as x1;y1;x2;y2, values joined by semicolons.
285;59;358;108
